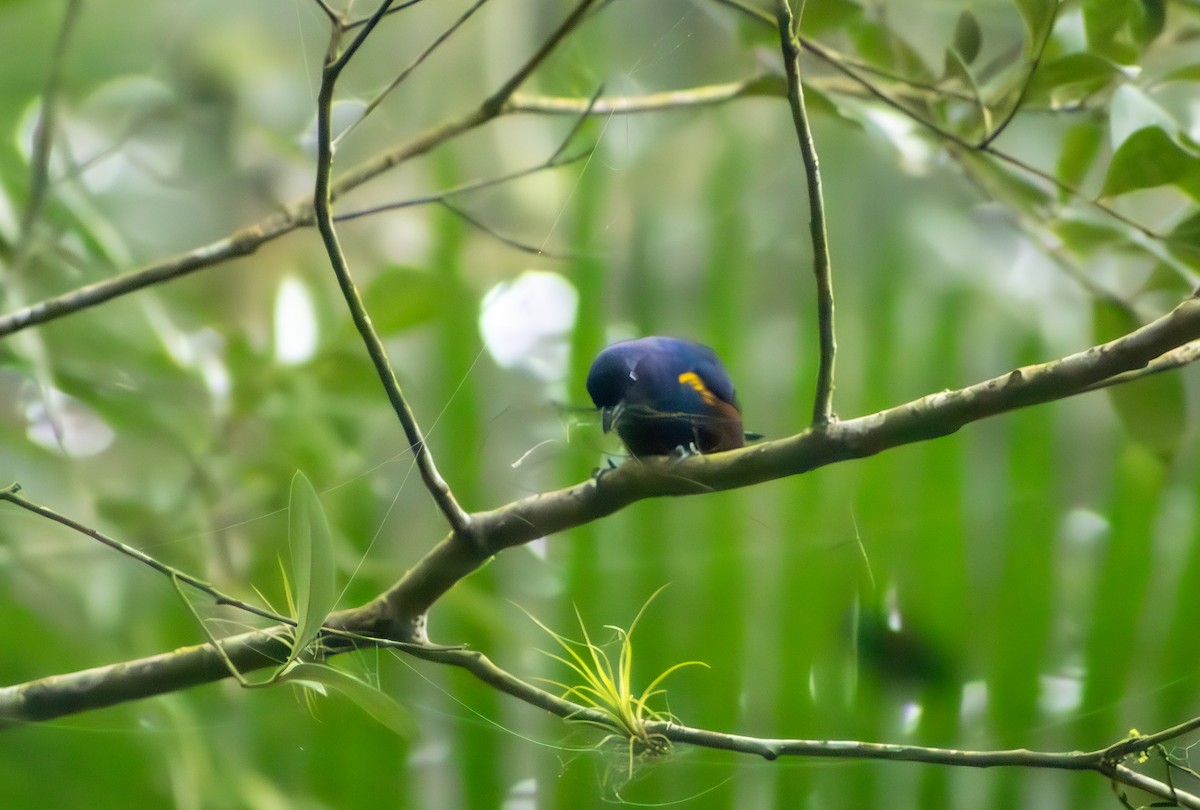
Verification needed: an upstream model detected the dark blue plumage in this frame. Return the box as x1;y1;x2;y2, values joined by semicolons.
586;336;746;457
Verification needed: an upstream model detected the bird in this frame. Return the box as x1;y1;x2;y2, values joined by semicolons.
586;336;747;458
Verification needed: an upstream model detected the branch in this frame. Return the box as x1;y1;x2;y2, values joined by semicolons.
415;640;1200;810
9;594;1196;809
370;294;1200;625
480;0;599;116
5;294;1200;722
507;76;785;115
3;296;1200;727
335;139;593;223
713;0;1161;242
0;484;295;628
0;626;294;727
310;2;470;537
339;0;492;146
776;0;836;427
0;0;599;342
978;1;1059;148
15;0;83;254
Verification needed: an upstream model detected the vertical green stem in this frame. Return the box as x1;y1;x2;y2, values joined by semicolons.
776;0;836;427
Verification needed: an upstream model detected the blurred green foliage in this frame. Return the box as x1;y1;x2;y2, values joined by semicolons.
2;0;1200;808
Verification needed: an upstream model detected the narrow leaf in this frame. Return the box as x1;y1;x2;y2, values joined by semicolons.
282;663;413;737
287;471;337;664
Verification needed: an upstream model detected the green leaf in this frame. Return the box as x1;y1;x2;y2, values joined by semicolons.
1053;217;1128;254
1057;121;1104;196
1093;300;1187;460
1027;54;1120;108
1101;126;1200;199
281;662;413;737
1159;64;1200;84
361;266;444;335
961;149;1053;213
849;19;932;81
1141;261;1194;298
1140;0;1166;43
801;0;861;35
287;471;337;664
1012;0;1056;52
1165;210;1200;271
953;10;983;65
1082;0;1146;64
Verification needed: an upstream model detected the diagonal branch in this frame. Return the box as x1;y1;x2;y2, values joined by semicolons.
5;583;1198;809
310;1;471;536
776;0;836;427
337;0;492;147
0;0;602;342
371;294;1200;626
715;0;1160;242
480;0;599;116
0;484;295;628
15;0;83;255
3;297;1200;729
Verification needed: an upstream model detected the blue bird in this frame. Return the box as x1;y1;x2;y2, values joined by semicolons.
586;336;747;458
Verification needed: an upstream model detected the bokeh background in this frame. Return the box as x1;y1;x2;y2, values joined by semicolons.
2;0;1200;807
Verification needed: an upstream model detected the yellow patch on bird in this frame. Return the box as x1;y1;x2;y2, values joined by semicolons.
678;372;717;405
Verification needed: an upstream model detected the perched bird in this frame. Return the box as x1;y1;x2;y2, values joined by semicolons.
586;336;747;458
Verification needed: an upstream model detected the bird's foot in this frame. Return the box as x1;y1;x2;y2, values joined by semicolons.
668;442;701;462
590;457;621;481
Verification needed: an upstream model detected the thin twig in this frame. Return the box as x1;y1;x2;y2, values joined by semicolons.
0;483;292;628
418;639;1200;807
334;148;592;222
0;483;444;655
776;0;836;427
507;77;783;115
794;35;1158;240
311;1;472;536
306;0;341;25
337;0;492;147
345;0;428;28
712;0;1157;240
16;0;83;252
979;1;1060;148
328;0;395;72
333;86;599;224
439;200;576;259
481;0;600;116
0;0;602;341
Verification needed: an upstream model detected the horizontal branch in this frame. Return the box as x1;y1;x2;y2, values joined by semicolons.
506;76;785;115
8;602;1199;807
6;296;1200;728
0;597;404;727
378;294;1200;623
0;627;292;727
435;642;1200;807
